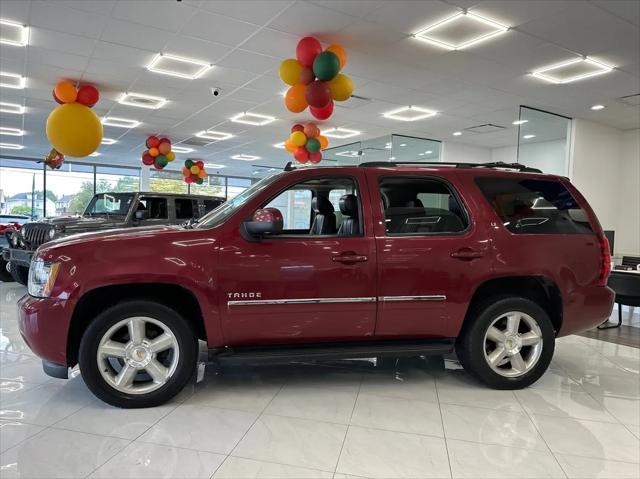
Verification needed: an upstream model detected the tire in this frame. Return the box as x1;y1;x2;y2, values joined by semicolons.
9;262;29;286
0;258;14;282
79;300;198;408
455;295;554;390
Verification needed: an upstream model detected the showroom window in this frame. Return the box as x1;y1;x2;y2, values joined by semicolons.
150;169;188;194
46;162;95;216
227;177;252;199
190;175;224;198
96;165;140;193
0;158;46;219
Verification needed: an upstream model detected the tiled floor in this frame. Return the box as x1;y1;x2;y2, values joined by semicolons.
1;281;639;479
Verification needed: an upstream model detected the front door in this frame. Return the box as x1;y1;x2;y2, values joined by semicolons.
217;172;377;346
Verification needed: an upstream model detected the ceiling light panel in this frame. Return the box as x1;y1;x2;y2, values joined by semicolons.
414;12;509;50
231;112;276;126
0;127;24;136
89;152;101;157
0;142;24;150
231;154;260;161
383;106;437;122
0;102;25;114
147;53;213;79
0;19;28;47
205;163;226;169
195;130;233;141
273;142;285;148
101;117;141;128
335;150;360;157
531;57;613;84
118;92;167;109
322;128;361;139
0;72;26;89
523;134;536;139
172;146;195;153
513;120;528;125
101;138;117;145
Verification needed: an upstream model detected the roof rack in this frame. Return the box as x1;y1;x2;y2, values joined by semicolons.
359;161;542;173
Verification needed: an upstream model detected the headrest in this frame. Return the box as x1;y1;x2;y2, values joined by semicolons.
312;195;334;214
339;194;358;217
381;192;390;210
405;198;424;207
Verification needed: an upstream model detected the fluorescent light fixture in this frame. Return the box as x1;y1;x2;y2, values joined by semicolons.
118;92;167;109
400;143;407;147
0;142;23;150
195;130;233;141
383;106;438;121
385;142;392;149
0;19;29;47
322;127;361;139
418;153;424;156
0;102;24;114
101;138;117;145
273;142;285;148
172;146;195;154
231;154;260;161
101;117;141;128
531;57;614;84
523;134;536;139
452;131;462;136
426;150;433;154
89;152;101;157
335;150;360;158
147;53;213;80
231;112;276;126
0;127;24;136
591;104;605;111
389;156;396;160
205;163;226;169
512;119;528;125
0;71;26;89
414;11;509;50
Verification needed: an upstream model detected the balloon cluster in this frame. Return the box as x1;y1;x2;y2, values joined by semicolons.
285;123;328;164
43;148;64;170
142;135;176;170
182;160;206;185
280;37;353;120
46;81;103;157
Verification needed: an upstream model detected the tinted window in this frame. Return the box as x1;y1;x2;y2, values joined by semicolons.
203;200;221;214
475;177;593;234
175;198;196;219
85;193;134;216
137;197;168;220
380;177;468;235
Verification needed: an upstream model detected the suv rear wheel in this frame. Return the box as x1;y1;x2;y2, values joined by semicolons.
0;258;14;282
456;296;554;389
79;300;197;408
9;262;29;285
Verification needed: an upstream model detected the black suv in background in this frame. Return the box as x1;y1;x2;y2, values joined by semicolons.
3;191;225;284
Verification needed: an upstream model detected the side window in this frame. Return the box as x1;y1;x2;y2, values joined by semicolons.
203;200;221;214
137;197;168;220
266;189;313;231
380;177;468;235
175;198;196;219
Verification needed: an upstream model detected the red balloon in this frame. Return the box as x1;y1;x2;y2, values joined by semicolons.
158;137;171;145
146;136;160;148
142;153;155;165
310;100;334;120
52;89;63;104
305;80;331;108
309;151;322;163
294;147;310;163
76;85;99;107
299;67;314;85
291;124;304;133
196;160;204;168
296;36;322;68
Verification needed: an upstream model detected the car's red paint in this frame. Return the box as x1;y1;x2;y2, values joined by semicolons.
18;165;614;367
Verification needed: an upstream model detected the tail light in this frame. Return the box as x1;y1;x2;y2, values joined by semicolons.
597;235;611;286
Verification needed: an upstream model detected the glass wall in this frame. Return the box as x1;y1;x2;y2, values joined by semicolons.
149;169;188;194
190;175;224;198
227;177;252;199
96;165;140;193
46;163;95;216
0;158;46;219
324;134;441;164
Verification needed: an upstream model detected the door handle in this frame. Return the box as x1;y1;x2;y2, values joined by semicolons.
450;248;484;260
332;253;368;264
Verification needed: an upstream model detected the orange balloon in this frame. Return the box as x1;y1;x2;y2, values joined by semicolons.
284;84;308;113
54;81;77;103
284;139;297;152
148;147;159;157
317;135;329;150
303;123;319;138
198;169;206;178
158;142;171;155
326;44;347;69
182;166;190;176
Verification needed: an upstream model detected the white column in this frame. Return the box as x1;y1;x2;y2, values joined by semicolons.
140;166;150;191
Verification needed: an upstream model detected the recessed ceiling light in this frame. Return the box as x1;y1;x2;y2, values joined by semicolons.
400;143;407;147
523;134;536;139
0;142;23;150
425;150;433;154
531;57;614;84
172;146;195;154
512;119;528;125
389;156;396;160
0;127;24;136
205;163;226;169
231;154;260;161
195;130;233;141
335;150;360;157
322;127;361;139
118;92;168;110
418;153;424;156
147;53;213;80
414;11;509;50
0;71;26;89
452;131;462;136
101;138;117;145
89;152;101;157
101;117;141;128
591;104;606;111
0;19;29;47
273;142;285;148
383;106;438;121
0;102;24;114
231;112;276;126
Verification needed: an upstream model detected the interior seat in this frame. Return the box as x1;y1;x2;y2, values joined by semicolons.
337;194;359;236
309;195;337;235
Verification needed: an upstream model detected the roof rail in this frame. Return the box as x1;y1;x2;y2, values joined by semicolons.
359;161;542;173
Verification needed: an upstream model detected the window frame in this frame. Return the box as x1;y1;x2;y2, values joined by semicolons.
379;175;471;237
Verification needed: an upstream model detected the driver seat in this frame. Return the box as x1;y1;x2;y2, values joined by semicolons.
310;196;336;235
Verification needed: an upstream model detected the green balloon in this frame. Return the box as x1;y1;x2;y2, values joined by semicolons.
313;51;340;81
197;178;204;185
306;137;321;153
155;155;168;168
185;159;194;168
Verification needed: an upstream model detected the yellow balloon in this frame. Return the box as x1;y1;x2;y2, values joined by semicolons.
290;130;307;147
328;73;354;102
279;58;303;86
46;103;103;157
190;165;199;174
166;151;176;161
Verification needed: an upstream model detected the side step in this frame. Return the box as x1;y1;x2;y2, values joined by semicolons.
209;339;454;364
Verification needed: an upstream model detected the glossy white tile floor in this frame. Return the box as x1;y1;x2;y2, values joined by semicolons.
1;281;639;479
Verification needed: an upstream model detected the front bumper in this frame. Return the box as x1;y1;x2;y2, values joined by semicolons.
7;248;34;267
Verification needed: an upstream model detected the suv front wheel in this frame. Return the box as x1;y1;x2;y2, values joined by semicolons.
79;300;197;408
456;296;555;389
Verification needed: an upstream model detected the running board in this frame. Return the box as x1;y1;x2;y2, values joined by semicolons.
208;339;454;364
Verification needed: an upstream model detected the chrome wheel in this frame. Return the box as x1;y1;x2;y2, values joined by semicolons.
483;311;543;378
97;316;179;395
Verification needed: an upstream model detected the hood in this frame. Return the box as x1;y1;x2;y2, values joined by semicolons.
38;215;123;231
44;224;183;249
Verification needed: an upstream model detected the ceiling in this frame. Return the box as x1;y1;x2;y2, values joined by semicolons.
0;0;638;178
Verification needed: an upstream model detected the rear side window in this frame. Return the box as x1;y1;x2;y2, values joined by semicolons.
475;177;593;234
175;198;196;219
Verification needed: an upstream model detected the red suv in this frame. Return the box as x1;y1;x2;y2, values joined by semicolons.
18;162;614;408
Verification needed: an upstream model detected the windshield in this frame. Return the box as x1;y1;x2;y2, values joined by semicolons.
84;193;135;216
196;174;283;229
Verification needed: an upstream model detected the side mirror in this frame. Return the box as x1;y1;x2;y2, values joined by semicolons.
244;208;283;237
135;210;149;221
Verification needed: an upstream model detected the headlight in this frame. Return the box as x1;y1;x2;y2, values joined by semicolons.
48;228;56;240
28;259;60;298
11;234;19;247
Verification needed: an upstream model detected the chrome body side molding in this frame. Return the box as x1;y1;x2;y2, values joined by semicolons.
378;295;446;302
227;297;377;306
